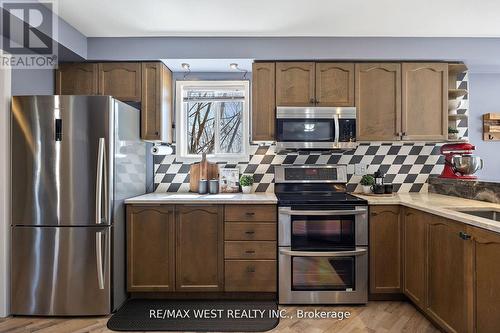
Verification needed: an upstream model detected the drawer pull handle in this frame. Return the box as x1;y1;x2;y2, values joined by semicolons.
246;266;256;273
245;212;255;216
245;231;255;235
245;250;256;254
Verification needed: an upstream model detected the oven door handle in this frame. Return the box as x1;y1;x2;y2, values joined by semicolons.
279;248;367;257
280;208;367;216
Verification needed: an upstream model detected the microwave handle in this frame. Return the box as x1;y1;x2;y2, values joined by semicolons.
334;115;339;144
280;247;367;257
280;208;367;216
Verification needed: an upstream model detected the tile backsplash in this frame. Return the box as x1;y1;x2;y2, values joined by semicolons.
153;142;445;193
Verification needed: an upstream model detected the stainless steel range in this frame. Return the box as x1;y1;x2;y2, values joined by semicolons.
276;165;368;304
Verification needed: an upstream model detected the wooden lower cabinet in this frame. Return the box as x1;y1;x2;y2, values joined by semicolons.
469;225;500;333
127;205;175;291
126;203;278;295
225;260;276;292
403;208;427;308
175;205;223;291
426;216;472;333
369;205;402;294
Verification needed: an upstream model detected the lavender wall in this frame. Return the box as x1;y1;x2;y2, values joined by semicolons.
87;37;500;72
11;69;54;95
468;73;500;181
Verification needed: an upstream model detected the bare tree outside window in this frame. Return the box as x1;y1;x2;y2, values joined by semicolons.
177;81;248;160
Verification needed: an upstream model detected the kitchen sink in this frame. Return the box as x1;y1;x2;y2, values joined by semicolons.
454;209;500;222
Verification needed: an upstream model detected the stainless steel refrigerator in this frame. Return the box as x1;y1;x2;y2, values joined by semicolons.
10;95;146;316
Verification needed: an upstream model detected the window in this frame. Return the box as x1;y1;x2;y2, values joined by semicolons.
176;81;249;161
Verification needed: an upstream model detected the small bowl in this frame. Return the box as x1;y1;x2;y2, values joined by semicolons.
448;99;461;110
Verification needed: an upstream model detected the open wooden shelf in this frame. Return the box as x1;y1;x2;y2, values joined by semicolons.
448;63;468;75
449;89;468;99
483;113;500;141
449;114;468;120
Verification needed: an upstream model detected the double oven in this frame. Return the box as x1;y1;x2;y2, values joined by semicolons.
276;106;357;152
275;166;368;304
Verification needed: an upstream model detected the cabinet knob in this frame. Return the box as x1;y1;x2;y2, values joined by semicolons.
310;98;315;104
245;250;256;254
245;212;255;216
459;231;471;240
154;131;159;135
246;266;256;273
244;231;255;235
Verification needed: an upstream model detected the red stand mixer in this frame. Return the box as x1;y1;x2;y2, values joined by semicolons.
440;143;484;179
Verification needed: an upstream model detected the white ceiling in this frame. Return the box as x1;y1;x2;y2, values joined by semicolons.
162;59;253;72
58;0;500;37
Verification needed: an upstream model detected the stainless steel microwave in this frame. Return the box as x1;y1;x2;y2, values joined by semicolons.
276;106;357;152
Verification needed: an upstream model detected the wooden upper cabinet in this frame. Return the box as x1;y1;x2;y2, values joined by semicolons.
369;206;402;294
355;63;402;141
141;62;173;142
98;62;142;102
426;216;472;333
276;62;315;106
402;63;448;141
402;208;427;308
315;63;354;106
55;63;98;95
175;205;223;291
252;62;276;141
126;205;175;292
468;226;500;333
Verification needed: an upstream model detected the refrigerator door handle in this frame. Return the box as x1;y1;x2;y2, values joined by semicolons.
95;138;105;224
96;231;105;290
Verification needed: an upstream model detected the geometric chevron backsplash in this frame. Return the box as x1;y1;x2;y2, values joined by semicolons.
153;142;445;194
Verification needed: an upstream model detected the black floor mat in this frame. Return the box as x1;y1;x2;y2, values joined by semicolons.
107;299;280;332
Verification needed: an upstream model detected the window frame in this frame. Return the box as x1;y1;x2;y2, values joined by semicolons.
175;80;250;162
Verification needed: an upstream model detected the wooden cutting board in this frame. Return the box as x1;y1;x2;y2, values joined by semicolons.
189;153;219;192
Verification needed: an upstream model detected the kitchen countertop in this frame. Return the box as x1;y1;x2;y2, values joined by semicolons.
353;192;500;234
125;192;277;204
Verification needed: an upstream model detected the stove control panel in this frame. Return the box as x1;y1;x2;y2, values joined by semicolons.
275;165;347;183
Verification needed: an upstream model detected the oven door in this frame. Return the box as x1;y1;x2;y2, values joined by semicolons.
279;206;368;250
278;247;368;304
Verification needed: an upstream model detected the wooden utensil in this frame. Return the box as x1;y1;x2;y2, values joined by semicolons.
189;153;219;192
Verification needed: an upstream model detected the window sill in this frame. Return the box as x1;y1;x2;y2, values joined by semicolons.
175;154;250;164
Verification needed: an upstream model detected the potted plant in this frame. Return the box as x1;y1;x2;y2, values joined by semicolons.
360;175;375;194
448;127;459;140
240;175;254;194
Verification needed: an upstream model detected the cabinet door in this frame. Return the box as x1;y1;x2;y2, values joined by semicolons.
427;216;472;333
402;63;448;141
355;63;402;141
175;205;223;291
276;62;315;106
252;62;276;141
141;62;173;142
315;63;354;106
403;208;427;307
469;226;500;333
369;205;401;294
98;62;142;102
126;205;175;291
55;63;98;95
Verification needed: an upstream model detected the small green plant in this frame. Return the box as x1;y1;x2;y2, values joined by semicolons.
448;127;459;134
240;175;254;187
360;174;375;186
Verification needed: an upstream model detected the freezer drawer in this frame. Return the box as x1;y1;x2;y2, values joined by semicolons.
11;226;111;315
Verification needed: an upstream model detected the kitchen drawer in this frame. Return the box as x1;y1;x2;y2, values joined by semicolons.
224;223;276;241
225;205;276;222
225;241;276;260
225;260;277;292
